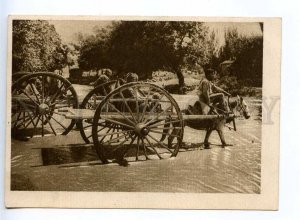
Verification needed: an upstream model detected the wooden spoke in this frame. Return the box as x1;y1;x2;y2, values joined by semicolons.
147;92;166;114
24;112;36;129
111;134;131;151
148;134;174;154
28;82;41;104
136;137;140;161
23;114;38;129
49;84;72;105
98;126;113;143
140;87;152;123
18;88;40;106
134;88;140;121
41;114;44;136
116;125;120;138
146;133;174;154
106;101;136;126
119;91;138;123
145;105;172;126
144;136;162;159
31;115;41;137
86;126;107;139
12;112;22;129
109;125;117;141
15;114;32;128
102;132;130;145
50;115;67;130
102;118;135;130
47;83;65;104
42;75;45;103
98;129;133;138
45;113;57;136
17;100;36;109
102;86;108;96
118;135;137;158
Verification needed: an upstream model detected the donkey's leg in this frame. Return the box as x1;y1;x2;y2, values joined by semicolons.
204;129;213;149
217;128;233;147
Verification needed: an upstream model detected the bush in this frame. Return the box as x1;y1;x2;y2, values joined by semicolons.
69;68;83;79
216;76;241;95
216;75;256;96
164;84;197;94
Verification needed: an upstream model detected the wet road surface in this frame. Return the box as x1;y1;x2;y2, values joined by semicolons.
10;84;261;193
11;110;261;193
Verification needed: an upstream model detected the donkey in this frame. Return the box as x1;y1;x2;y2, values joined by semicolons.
164;96;251;149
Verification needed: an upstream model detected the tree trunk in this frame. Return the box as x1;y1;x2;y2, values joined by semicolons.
175;69;185;94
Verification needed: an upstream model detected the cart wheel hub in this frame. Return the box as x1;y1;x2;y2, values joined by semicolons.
39;103;50;114
135;123;149;136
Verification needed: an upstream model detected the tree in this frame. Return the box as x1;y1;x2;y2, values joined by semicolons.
107;21;212;91
219;28;263;86
12;20;67;73
77;21;213;92
206;30;221;70
76;27;112;72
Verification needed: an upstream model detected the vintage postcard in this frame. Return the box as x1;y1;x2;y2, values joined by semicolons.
5;16;281;209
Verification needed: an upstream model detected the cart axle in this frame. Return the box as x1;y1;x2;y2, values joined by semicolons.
135;123;150;136
38;103;50;115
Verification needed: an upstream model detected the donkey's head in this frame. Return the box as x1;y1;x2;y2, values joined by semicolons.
232;95;251;119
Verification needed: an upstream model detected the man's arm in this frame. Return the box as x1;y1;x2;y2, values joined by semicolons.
211;83;231;96
201;81;211;105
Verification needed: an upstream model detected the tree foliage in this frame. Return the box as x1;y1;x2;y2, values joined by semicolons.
77;21;214;90
219;28;263;86
77;27;112;72
109;21;213;85
12;20;67;73
206;30;221;70
76;21;263;90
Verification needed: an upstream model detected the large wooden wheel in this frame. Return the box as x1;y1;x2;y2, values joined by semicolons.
92;82;184;164
12;72;31;83
11;72;78;138
78;80;120;143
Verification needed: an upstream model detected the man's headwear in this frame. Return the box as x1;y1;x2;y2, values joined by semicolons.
126;72;139;82
103;69;113;78
205;68;216;76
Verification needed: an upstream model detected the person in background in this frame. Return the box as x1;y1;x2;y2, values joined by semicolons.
122;73;140;98
91;69;113;87
125;72;139;83
198;68;231;115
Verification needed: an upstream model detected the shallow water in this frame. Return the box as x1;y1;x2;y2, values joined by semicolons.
10;85;261;193
11;114;261;193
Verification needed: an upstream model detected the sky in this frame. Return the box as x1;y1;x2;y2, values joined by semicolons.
206;22;262;45
49;20;112;44
49;20;263;46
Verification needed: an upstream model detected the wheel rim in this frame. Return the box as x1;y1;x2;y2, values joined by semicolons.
78;80;120;144
92;82;184;163
11;72;78;138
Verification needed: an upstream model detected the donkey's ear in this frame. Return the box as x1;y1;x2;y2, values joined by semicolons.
240;96;243;102
237;95;240;99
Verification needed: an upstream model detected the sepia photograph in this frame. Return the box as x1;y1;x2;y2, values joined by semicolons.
5;16;281;209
